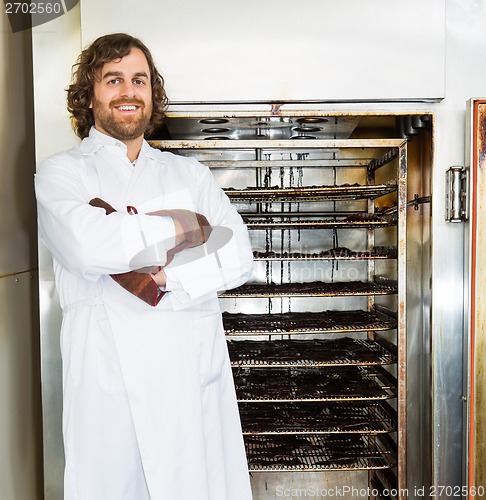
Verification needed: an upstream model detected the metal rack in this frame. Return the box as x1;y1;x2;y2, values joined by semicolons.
228;338;397;367
233;366;397;402
239;401;397;435
242;217;396;230
224;181;397;202
220;280;398;297
245;434;396;472
222;311;397;335
151;128;407;498
252;247;398;260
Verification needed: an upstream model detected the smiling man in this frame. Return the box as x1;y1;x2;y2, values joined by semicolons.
89;47;152;159
35;33;254;500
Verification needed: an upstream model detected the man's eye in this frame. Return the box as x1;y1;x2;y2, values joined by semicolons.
108;78;120;85
133;79;145;85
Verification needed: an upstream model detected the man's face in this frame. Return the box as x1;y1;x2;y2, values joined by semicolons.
90;48;153;142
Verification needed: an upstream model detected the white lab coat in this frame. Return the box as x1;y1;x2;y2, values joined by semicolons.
35;127;254;500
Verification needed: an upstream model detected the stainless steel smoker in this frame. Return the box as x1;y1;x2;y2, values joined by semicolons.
149;107;433;499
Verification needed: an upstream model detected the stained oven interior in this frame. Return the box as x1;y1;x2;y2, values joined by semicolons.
149;109;432;499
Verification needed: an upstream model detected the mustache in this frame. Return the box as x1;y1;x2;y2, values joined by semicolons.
110;97;146;109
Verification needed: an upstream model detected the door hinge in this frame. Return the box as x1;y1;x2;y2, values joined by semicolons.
446;166;469;222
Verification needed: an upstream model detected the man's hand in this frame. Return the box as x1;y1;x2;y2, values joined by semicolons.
173;217;185;246
167;209;212;248
151;267;167;286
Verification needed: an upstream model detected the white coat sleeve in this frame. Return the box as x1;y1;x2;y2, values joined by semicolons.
35;153;176;281
164;159;253;305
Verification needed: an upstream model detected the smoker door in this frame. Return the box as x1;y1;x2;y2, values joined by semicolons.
464;99;486;497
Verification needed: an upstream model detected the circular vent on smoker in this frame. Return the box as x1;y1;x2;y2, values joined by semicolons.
296;117;329;124
199;118;229;124
202;128;231;134
293;127;321;133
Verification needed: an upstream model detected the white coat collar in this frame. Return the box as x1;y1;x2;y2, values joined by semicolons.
78;126;162;163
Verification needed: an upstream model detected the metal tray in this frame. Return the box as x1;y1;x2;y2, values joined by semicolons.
245;433;396;471
223;310;397;336
220;280;397;298
224;181;397;202
228;338;396;368
233;366;396;402
239;401;397;435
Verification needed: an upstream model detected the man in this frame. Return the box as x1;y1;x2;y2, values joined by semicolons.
35;33;254;500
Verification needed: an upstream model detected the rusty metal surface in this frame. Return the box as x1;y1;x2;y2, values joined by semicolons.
396;142;408;497
466;99;486;497
150;138;406;150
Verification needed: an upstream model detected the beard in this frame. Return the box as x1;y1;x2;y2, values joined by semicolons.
91;96;152;141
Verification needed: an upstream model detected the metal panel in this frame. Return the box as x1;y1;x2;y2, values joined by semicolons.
250;470;368;498
32;6;83;500
37;251;64;500
404;124;432;496
0;15;37;274
0;272;42;500
79;0;445;102
0;11;43;500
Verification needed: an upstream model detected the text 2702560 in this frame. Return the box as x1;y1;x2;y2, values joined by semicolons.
4;2;62;14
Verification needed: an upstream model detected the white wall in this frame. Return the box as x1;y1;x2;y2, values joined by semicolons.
0;10;43;500
80;0;445;103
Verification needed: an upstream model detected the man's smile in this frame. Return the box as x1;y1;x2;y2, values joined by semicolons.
115;104;139;112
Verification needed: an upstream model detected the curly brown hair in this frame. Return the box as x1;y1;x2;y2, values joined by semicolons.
67;33;168;139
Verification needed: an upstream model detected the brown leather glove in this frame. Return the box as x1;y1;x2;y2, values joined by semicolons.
89;197;165;306
89;198;213;305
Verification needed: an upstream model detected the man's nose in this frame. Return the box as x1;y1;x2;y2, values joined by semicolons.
120;81;136;98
